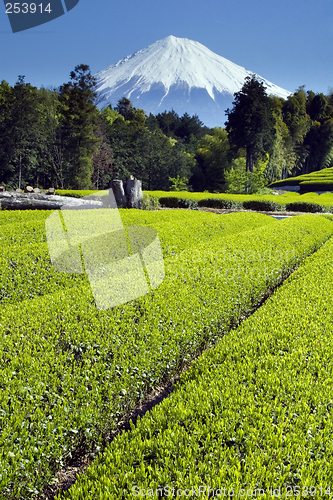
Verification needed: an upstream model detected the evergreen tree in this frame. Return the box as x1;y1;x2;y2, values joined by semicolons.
302;92;333;173
155;109;181;138
92;116;113;189
115;97;135;121
177;113;208;143
58;64;100;189
0;80;15;186
196;127;230;191
266;95;294;182
3;77;46;189
102;101;195;190
282;86;311;175
225;75;275;173
37;86;62;188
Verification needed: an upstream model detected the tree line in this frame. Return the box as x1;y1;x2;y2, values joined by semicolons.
1;65;333;193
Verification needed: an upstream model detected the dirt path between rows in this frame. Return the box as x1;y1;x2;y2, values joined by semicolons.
159;206;325;216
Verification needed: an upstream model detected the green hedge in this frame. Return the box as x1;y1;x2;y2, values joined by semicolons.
285;202;327;213
242;199;283;212
61;225;333;497
158;197;198;209
197;198;242;209
145;190;333;210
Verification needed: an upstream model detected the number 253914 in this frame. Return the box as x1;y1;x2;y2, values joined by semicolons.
6;3;52;14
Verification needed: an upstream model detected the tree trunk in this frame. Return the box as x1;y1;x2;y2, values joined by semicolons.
18;154;22;190
246;147;254;173
0;192;102;210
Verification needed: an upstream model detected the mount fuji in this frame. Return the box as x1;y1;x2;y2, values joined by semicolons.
94;36;291;128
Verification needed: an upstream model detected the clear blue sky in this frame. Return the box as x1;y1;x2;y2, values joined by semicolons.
1;0;333;96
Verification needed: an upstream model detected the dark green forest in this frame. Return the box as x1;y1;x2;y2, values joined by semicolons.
1;65;333;193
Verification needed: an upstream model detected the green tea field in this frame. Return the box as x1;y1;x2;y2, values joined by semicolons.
1;208;333;499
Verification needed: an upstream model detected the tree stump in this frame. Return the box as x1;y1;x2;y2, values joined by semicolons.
111;180;127;208
25;186;33;193
124;178;142;209
47;187;55;195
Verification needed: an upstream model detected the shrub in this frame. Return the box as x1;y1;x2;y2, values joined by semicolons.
140;194;161;211
177;198;198;209
285;202;326;213
198;198;237;209
168;175;190;191
158;197;198;210
242;200;283;211
159;196;179;208
225;157;267;194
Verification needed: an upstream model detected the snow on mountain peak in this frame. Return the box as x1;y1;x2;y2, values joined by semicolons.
94;36;291;127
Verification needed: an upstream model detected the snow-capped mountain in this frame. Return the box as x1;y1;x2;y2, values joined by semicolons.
94;36;291;128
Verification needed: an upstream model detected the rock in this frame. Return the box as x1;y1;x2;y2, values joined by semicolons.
0;186;4;192
48;187;55;195
15;188;23;193
33;188;41;193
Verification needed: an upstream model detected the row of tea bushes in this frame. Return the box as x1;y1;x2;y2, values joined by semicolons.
59;222;333;499
146;190;333;213
49;188;333;212
54;190;99;198
120;209;277;254
1;213;332;498
0;214;88;304
0;210;275;306
0;209;51;226
270;166;333;188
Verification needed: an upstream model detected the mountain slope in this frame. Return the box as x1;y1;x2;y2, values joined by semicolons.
94;36;291;127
